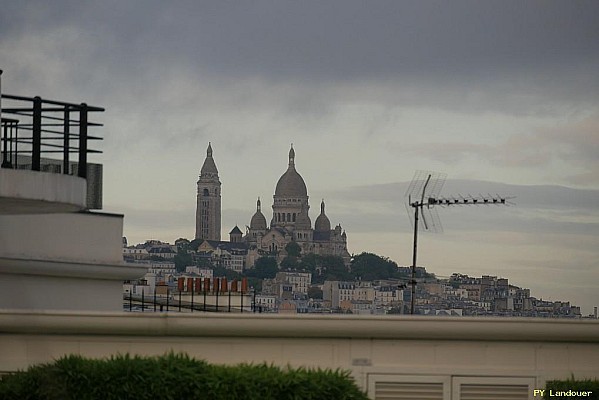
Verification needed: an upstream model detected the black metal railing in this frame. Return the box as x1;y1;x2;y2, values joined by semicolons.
123;287;260;314
1;94;104;179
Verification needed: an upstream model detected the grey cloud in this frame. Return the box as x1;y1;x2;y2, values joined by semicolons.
393;112;599;184
328;179;599;209
119;206;192;232
322;180;599;235
2;1;598;118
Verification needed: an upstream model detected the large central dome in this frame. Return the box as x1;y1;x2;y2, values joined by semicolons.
274;145;308;197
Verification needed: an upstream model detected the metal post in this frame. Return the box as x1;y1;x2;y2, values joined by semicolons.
216;278;220;312
253;289;257;313
410;205;419;315
14;122;18;168
0;71;8;169
191;285;194;313
411;174;431;315
178;290;182;312
141;290;145;312
154;289;157;312
32;97;42;171
240;286;244;313
129;291;132;312
228;287;231;312
1;122;8;168
166;288;169;312
78;103;87;178
63;107;70;174
203;281;207;312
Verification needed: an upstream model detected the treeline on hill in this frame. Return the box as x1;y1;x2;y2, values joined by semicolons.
169;239;433;285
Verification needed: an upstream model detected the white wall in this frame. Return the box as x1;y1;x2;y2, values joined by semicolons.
0;168;86;214
0;212;146;311
0;212;124;263
1;311;597;400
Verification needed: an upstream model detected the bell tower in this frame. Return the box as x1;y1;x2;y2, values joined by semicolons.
195;143;221;240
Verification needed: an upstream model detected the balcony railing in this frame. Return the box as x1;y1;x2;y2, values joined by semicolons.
1;94;104;209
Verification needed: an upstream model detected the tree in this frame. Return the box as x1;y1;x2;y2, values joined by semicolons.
299;254;349;284
307;286;323;299
280;256;299;270
320;256;351;282
285;241;302;258
298;253;319;274
350;252;400;281
247;257;279;279
247;277;263;293
174;238;191;252
213;266;242;281
174;250;192;272
196;257;214;269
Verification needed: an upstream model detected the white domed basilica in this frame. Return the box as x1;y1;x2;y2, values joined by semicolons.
246;145;350;264
196;144;350;267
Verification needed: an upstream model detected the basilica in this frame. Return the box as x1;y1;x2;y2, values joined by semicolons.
195;144;350;266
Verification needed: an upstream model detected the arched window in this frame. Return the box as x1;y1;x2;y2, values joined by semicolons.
292;213;296;222
203;188;209;196
287;213;291;222
282;213;286;222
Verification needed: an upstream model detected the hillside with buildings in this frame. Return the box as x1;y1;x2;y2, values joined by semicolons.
119;143;590;318
123;238;587;318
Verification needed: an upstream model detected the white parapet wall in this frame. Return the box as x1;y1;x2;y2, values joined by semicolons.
0;311;598;399
0;168;87;214
0;212;147;311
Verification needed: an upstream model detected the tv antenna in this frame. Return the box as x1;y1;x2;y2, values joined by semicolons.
405;170;512;315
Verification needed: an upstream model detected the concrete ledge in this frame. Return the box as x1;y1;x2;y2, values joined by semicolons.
0;212;125;263
0;168;86;214
0;257;147;281
1;311;597;342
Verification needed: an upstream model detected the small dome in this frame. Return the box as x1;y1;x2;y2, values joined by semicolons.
314;200;331;232
200;142;218;175
250;198;267;230
274;144;307;197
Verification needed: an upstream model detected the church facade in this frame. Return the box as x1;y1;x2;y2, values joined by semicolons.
195;144;350;267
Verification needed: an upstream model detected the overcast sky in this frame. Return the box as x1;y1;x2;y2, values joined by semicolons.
2;1;598;314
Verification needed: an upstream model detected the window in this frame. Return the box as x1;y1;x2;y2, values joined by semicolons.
203;188;209;196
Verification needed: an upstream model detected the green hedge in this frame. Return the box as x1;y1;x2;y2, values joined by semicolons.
0;353;368;400
545;378;599;400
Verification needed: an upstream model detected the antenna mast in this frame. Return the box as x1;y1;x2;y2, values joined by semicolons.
405;170;511;315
